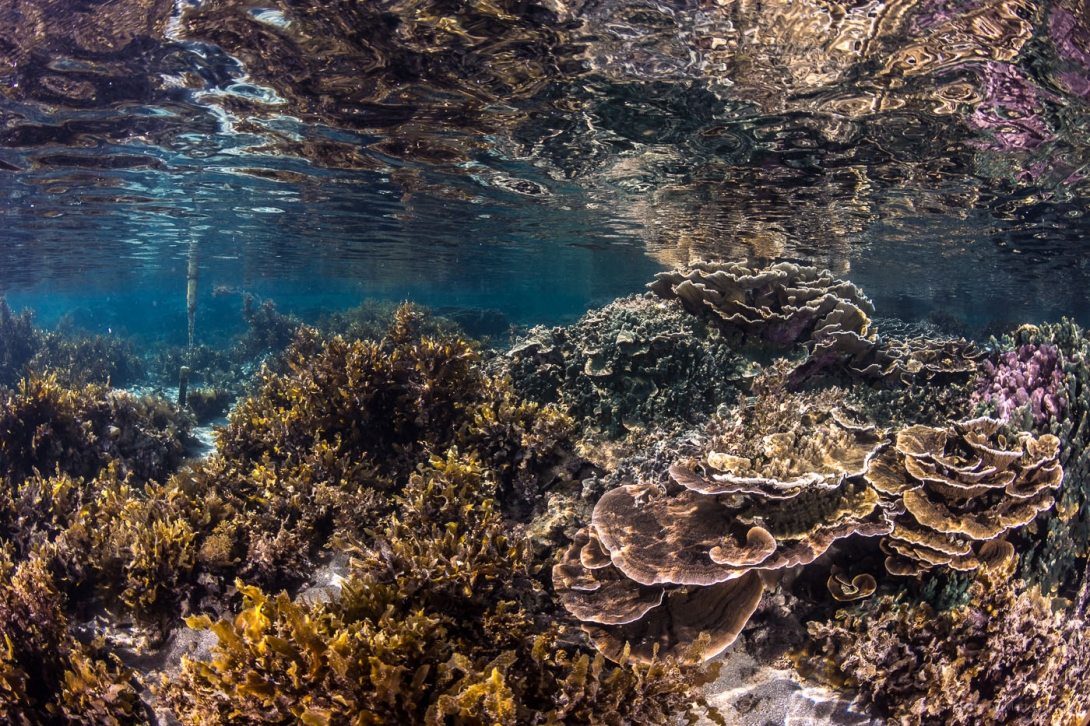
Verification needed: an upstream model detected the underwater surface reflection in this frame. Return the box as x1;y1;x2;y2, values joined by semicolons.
1;0;1089;329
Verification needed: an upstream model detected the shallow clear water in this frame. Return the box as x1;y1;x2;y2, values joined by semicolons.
2;0;1089;335
5;4;1090;723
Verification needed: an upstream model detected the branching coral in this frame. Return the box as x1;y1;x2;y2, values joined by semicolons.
994;321;1090;600
503;294;749;438
805;571;1090;726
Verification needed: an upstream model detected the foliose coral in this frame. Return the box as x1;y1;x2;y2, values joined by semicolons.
648;261;876;348
558;356;1062;664
649;262;981;387
972;343;1067;427
805;570;1090;726
555;401;897;664
865;417;1062;577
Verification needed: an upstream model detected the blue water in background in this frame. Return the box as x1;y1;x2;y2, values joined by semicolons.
3;0;1090;342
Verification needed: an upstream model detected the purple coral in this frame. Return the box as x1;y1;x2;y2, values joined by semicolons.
973;344;1067;426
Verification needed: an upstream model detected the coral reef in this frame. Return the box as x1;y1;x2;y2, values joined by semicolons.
0;299;146;388
183;386;232;423
805;570;1090;726
2;279;1088;725
218;304;570;492
865;417;1062;576
162;452;722;725
503;294;751;438
649;262;981;387
234;294;304;362
972;343;1067;427
556;350;1061;664
34;323;147;388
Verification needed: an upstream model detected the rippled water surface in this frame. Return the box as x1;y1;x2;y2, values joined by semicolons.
2;0;1090;333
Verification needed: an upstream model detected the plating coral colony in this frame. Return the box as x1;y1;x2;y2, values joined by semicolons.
1;261;1088;725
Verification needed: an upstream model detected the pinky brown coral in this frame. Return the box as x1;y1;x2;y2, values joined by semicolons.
805;570;1090;726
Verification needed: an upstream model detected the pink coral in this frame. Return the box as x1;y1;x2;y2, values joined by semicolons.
973;344;1067;426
